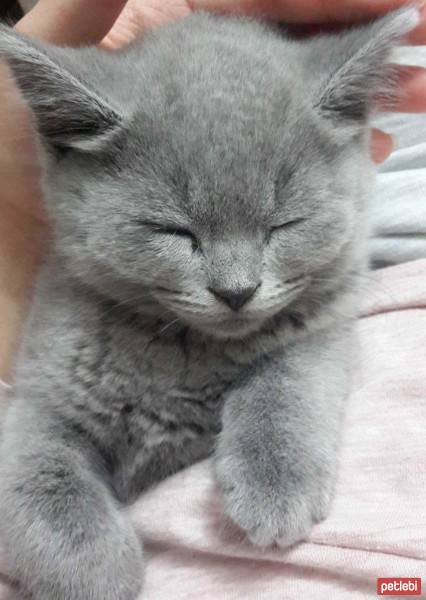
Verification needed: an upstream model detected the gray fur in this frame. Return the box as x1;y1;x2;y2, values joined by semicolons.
0;8;418;599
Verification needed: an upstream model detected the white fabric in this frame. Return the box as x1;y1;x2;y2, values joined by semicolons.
370;46;426;267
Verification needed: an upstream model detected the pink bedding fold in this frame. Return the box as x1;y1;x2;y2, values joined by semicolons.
1;259;426;599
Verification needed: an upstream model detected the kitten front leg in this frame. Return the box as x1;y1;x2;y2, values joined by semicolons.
0;403;143;600
216;325;352;548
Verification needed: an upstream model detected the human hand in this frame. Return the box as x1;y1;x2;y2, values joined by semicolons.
0;0;128;381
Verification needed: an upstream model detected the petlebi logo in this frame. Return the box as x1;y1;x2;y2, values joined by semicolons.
377;578;422;596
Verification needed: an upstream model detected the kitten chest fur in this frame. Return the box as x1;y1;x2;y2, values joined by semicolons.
17;263;254;502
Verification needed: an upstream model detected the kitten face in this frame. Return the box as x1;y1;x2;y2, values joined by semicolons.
51;101;360;339
1;9;417;338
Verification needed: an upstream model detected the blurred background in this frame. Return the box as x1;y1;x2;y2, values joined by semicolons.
0;1;24;23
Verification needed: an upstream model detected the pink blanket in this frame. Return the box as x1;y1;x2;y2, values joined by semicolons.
1;259;426;599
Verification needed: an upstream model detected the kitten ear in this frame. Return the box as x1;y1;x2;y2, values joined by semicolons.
306;7;420;123
0;25;122;150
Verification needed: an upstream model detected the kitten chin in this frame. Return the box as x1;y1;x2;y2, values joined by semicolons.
193;317;265;341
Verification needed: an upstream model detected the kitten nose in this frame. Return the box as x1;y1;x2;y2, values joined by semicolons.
210;283;260;311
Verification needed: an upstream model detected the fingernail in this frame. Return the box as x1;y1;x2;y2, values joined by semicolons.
371;130;395;164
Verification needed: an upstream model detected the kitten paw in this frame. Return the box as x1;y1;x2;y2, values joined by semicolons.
216;456;334;549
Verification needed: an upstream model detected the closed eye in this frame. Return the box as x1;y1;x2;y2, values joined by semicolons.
271;218;306;232
137;221;200;252
267;218;306;242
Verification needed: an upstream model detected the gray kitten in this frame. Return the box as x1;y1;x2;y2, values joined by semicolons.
0;7;418;599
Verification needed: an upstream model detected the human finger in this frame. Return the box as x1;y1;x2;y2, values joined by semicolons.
370;128;395;163
16;0;129;45
188;0;418;24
